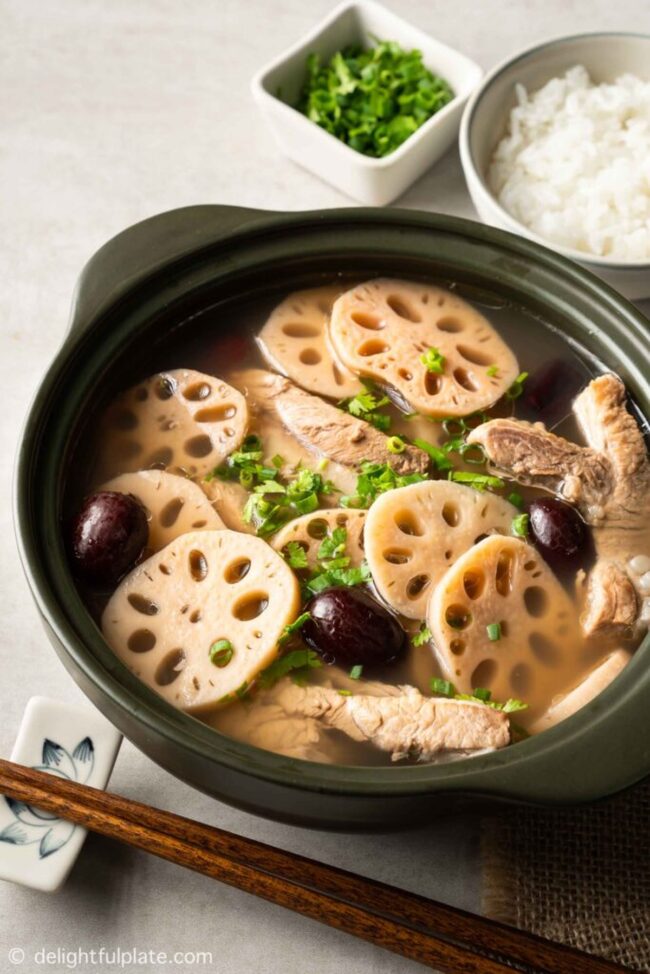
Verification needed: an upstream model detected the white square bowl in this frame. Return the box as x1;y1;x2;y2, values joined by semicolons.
251;0;483;206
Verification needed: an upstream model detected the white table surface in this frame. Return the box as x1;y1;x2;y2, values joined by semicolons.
2;1;649;971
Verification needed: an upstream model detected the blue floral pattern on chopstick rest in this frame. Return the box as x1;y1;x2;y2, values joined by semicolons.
0;697;122;892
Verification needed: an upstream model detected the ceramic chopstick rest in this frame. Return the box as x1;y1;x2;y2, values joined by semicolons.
0;696;122;891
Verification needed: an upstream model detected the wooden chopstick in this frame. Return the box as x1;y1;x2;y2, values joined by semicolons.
0;759;636;974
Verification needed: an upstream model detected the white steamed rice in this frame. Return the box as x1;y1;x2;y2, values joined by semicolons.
487;65;650;261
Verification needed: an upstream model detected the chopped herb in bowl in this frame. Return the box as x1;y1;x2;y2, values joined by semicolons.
297;39;454;158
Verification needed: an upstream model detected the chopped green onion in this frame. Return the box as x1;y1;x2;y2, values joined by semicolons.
506;371;529;400
512;513;530;537
279;611;311;645
507;491;525;509
420;346;445;374
486;365;499;377
472;687;492;702
412;437;453;472
386;435;406;454
209;640;234;668
272;454;284;469
349;664;363;680
486;622;501;642
430;677;455;697
338;689;353;697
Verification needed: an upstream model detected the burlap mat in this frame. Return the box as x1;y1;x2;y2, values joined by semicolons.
481;780;650;972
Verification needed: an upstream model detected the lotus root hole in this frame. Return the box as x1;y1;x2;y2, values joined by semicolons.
299;348;322;366
456;344;493;366
450;638;465;656
394;511;424;537
118;440;143;460
127;629;157;653
446;604;472;629
471;658;497;689
185;434;213;458
523;586;549;618
444;549;452;561
398;368;413;381
510;662;532;695
159;497;184;528
127;594;159;616
386;295;421;322
500;620;509;638
155;376;176;400
495;550;514;596
194;404;236;423
524;560;537;572
159;564;171;575
192;519;207;529
282;322;320;338
307;518;328;540
224;558;252;584
453;367;478;392
155;648;186;686
358;339;388;357
113;409;138;431
233;593;269;621
335;514;349;527
189;549;209;581
183;382;211;401
529;632;561;667
425;372;442;396
437;317;463;333
383;548;412;565
406;575;430;599
442;502;460;527
351;311;383;331
463;569;485;600
146;446;173;468
189;609;202;624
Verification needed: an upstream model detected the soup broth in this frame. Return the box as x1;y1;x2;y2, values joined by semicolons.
68;275;648;766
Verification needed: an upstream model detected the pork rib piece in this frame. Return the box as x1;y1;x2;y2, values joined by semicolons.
275;683;510;762
233;369;429;476
468;374;650;635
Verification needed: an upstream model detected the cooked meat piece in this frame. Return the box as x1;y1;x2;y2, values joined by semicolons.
233;369;429;476
468;374;650;635
275;683;510;761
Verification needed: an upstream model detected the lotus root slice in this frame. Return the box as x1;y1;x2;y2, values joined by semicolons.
99;470;224;553
101;530;300;713
97;369;248;479
427;536;581;709
271;509;366;570
329;278;519;417
258;286;363;400
365;481;518;619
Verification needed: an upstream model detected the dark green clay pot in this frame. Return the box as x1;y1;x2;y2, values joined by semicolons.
14;206;650;829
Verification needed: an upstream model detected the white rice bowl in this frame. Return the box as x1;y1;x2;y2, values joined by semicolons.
488;65;650;261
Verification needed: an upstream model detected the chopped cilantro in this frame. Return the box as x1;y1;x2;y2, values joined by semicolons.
209;639;234;668
340;389;391;432
271;454;285;469
318;526;347;562
349;664;363;680
449;470;505;491
486;622;501;642
486;365;499;377
430;679;528;715
284;541;309;570
244;466;335;537
341;461;427;509
505;371;529;400
338;689;353;697
387;435;406;454
258;648;322;689
512;513;530;537
412;623;432;647
305;560;371;595
507;491;524;509
420;346;445;374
